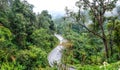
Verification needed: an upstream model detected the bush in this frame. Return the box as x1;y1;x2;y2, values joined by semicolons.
31;28;58;52
0;26;12;42
16;45;48;70
0;62;25;70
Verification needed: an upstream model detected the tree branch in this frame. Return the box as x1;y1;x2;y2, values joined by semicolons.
77;21;103;39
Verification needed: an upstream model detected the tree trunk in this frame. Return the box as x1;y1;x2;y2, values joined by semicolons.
100;25;109;58
101;26;109;58
99;16;109;59
102;38;109;58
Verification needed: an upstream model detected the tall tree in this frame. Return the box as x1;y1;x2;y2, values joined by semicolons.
66;0;118;59
7;0;36;48
37;10;55;32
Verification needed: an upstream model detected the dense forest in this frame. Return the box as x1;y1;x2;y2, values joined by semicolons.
0;0;120;70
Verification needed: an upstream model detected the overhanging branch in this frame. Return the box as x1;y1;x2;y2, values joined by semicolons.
77;21;103;39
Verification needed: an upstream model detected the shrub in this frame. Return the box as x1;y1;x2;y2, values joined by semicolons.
16;45;48;70
31;28;58;52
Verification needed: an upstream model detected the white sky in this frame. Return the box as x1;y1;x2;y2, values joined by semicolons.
26;0;78;17
26;0;120;18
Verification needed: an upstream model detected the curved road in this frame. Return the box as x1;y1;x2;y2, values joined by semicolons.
48;34;75;70
48;34;65;67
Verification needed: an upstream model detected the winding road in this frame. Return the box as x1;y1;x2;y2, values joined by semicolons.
48;34;75;70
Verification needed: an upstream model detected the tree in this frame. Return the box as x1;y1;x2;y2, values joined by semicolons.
65;0;118;59
37;10;55;32
0;0;13;27
7;0;36;48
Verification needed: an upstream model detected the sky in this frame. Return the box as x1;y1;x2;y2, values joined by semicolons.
104;1;120;17
26;0;120;18
26;0;78;17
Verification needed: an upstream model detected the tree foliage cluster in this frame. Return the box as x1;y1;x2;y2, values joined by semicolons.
0;0;58;69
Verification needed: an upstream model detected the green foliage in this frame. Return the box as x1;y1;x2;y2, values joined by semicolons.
0;0;120;69
113;20;120;46
37;10;55;32
0;26;16;50
61;30;104;65
0;11;10;27
107;20;120;60
0;0;58;69
16;45;47;69
76;61;120;70
0;26;12;42
31;28;58;52
55;0;120;68
11;13;27;48
1;62;25;70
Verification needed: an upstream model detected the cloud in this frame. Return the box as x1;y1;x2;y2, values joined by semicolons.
26;0;77;14
104;1;120;17
25;0;120;18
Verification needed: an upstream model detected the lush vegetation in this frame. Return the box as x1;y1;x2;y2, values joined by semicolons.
0;0;120;70
0;0;58;69
55;0;120;69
